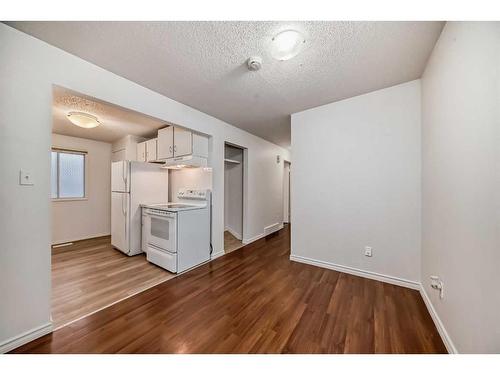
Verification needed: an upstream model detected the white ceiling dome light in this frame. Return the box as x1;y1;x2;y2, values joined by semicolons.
270;30;306;61
67;111;101;128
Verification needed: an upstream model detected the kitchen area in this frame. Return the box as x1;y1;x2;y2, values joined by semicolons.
111;125;213;273
51;86;213;328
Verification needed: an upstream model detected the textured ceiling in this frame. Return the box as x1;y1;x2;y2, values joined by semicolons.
8;21;444;148
53;86;166;143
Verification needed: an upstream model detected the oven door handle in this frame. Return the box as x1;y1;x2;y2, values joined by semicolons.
146;212;174;220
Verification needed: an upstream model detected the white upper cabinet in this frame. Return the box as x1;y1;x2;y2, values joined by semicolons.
146;138;157;162
137;141;146;162
173;126;192;157
192;133;209;158
113;135;145;162
137;138;158;162
157;126;174;160
157;125;208;160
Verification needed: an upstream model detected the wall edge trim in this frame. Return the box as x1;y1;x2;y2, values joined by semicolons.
419;284;458;354
0;321;53;353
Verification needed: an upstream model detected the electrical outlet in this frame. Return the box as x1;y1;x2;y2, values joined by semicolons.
430;276;444;299
430;275;439;288
364;246;372;257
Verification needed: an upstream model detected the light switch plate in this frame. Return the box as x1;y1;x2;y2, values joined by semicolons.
364;246;373;257
19;170;34;185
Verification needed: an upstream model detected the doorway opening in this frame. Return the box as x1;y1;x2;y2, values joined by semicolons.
224;143;246;253
283;160;291;224
49;85;179;329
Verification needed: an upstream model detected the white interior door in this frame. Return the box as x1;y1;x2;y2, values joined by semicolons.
111;192;129;253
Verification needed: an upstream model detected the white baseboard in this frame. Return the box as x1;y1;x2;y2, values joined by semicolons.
289;254;420;290
242;222;284;245
289;254;456;353
242;232;264;245
224;226;242;241
52;232;110;246
419;285;457;354
264;222;283;235
0;321;53;353
211;250;225;260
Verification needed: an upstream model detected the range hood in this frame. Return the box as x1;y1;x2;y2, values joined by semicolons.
161;155;208;169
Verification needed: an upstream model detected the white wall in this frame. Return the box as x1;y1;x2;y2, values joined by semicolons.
52;134;111;244
169;168;213;201
0;23;290;350
291;80;422;285
421;22;500;353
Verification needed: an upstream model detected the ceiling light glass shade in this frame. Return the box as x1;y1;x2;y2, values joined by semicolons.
270;30;306;61
67;111;101;128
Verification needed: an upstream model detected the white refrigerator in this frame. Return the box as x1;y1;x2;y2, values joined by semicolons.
111;161;168;256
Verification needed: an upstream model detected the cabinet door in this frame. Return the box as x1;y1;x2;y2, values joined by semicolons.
157;126;174;160
192;133;209;158
174;126;193;157
137;141;146;162
146;138;157;162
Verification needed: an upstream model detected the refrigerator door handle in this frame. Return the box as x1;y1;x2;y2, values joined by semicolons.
122;161;127;189
121;193;125;216
122;194;127;241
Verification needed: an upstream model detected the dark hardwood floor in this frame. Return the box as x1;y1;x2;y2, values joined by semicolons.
11;225;446;354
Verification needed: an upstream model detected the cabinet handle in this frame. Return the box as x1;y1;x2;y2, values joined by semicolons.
169;146;172;154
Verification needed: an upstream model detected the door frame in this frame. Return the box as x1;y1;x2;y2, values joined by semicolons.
223;142;247;246
283;160;291;224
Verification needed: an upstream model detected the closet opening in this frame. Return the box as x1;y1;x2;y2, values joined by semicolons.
224;142;246;253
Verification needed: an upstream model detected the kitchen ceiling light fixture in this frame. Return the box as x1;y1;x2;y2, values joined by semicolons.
270;30;306;61
67;111;101;128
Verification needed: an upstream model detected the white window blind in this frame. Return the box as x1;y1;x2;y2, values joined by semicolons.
51;149;86;199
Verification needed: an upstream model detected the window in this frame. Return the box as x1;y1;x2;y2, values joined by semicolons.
51;149;86;199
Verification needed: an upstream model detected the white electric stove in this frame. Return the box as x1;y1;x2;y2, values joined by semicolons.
141;189;211;273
